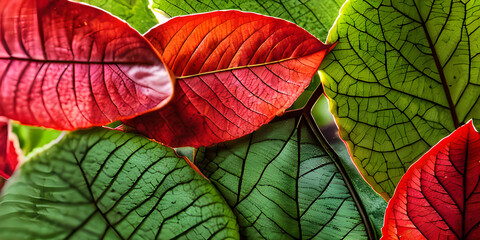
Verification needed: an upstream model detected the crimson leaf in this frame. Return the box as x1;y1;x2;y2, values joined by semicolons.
0;0;173;130
382;121;480;239
124;10;333;147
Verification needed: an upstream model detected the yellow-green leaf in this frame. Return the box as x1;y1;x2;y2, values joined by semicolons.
320;0;480;199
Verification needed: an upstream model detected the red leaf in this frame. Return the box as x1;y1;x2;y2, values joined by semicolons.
0;118;20;179
382;121;480;240
0;0;173;130
124;11;332;147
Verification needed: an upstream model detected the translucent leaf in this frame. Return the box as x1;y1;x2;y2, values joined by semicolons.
124;10;333;147
151;0;344;41
382;121;480;239
0;0;173;130
320;0;480;199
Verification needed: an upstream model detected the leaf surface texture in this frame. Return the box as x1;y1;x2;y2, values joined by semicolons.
0;0;173;130
382;121;480;239
151;0;344;41
320;0;480;199
125;10;332;147
195;116;370;239
0;128;239;239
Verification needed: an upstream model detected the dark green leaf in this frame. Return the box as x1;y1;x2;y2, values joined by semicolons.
78;0;158;33
195;116;374;239
0;128;239;239
320;0;480;199
312;95;387;238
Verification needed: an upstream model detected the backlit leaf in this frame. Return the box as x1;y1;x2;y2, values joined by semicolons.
382;121;480;239
0;0;173;130
0;128;239;239
151;0;344;41
195;116;373;239
77;0;158;33
320;0;480;199
12;124;62;155
124;11;333;147
151;0;344;111
0;118;20;179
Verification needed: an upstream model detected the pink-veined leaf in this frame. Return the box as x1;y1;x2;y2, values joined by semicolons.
124;10;333;147
0;0;173;130
0;117;20;179
382;121;480;239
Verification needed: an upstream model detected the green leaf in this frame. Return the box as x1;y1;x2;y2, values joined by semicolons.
320;0;480;199
195;116;374;239
311;94;335;127
78;0;158;33
151;0;345;41
312;94;387;238
0;128;239;239
11;124;62;156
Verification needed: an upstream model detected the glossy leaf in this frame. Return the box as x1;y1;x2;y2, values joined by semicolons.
125;11;333;147
320;0;480;199
151;0;345;41
78;0;158;33
0;118;20;179
195;116;373;239
0;0;173;130
382;121;480;239
0;128;239;239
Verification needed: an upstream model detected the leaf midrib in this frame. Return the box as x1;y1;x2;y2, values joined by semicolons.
413;2;460;129
175;53;320;80
0;57;157;65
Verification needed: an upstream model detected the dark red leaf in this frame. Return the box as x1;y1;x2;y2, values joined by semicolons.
0;118;20;179
382;121;480;240
0;0;173;130
124;10;332;147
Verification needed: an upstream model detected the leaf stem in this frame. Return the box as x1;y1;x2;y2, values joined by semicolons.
302;112;376;240
302;74;325;114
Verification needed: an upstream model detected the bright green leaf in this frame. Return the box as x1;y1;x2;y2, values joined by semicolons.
11;124;62;155
78;0;158;33
320;0;480;199
311;94;335;127
195;116;374;239
151;0;345;41
0;128;239;239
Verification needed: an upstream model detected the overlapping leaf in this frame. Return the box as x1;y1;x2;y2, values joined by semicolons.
382;121;480;239
124;10;333;147
78;0;158;33
151;0;344;41
0;0;173;130
320;0;480;199
0;128;239;239
195;116;373;239
0;118;20;179
151;0;344;111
